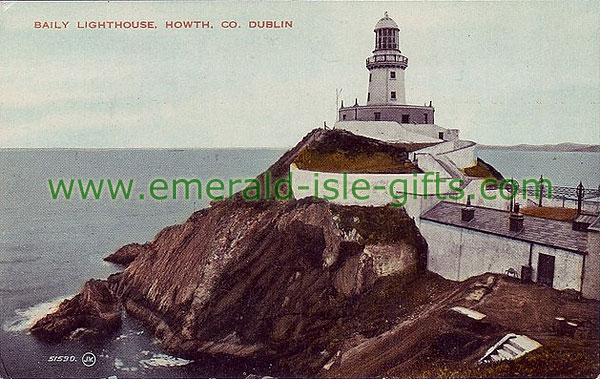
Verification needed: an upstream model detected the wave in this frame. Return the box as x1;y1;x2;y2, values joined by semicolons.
111;351;193;372
0;256;40;264
2;295;72;332
139;352;193;368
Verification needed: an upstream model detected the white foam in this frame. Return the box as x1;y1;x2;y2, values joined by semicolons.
2;295;72;332
115;330;144;340
139;353;193;368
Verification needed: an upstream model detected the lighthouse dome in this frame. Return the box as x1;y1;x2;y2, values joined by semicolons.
374;12;398;30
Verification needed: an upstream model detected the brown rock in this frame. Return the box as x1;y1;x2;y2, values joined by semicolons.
30;279;121;341
104;242;150;266
31;129;435;375
108;198;426;374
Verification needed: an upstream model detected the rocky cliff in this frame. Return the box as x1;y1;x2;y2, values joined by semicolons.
32;197;427;374
30;128;598;377
31;128;433;375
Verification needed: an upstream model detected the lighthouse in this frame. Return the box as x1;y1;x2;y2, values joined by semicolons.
366;12;408;105
338;12;436;127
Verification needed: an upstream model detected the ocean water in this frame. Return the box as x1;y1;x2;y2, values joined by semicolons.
0;148;286;378
477;148;600;188
0;147;598;378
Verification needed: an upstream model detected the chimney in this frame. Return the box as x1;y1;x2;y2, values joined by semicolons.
509;202;524;232
461;197;474;222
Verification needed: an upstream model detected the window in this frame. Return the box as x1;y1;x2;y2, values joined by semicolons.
438;132;444;139
342;114;347;120
369;73;372;82
367;92;370;101
424;113;428;123
390;91;396;100
390;71;396;79
374;112;381;121
401;114;410;123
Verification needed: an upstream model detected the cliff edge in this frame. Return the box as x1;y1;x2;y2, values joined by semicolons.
32;128;532;376
32;197;427;374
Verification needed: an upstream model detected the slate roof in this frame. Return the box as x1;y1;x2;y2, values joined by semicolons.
588;215;600;232
421;201;589;254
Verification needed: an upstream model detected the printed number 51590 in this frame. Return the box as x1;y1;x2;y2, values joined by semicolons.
48;355;76;362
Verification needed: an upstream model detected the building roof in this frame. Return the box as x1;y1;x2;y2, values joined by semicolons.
375;13;399;30
588;215;600;232
421;201;589;254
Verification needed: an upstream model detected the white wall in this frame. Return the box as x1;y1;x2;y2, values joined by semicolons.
530;244;584;292
334;120;440;143
367;67;406;104
412;153;453;178
454;180;511;210
583;232;599;300
439;142;477;169
410;141;457;158
421;220;585;293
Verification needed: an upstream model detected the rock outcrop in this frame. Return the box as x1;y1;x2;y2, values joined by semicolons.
31;128;430;374
30;279;121;341
104;242;150;266
111;198;426;373
32;197;427;373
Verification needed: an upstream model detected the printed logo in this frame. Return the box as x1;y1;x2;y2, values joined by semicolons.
81;352;96;367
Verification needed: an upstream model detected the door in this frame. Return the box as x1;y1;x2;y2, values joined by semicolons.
537;254;555;288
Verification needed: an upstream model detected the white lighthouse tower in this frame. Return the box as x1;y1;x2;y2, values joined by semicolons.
338;12;435;126
366;12;408;105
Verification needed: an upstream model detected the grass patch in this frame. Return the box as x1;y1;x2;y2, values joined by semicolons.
463;159;494;178
295;148;420;174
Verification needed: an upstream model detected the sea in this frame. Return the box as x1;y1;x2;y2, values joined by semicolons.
0;147;598;378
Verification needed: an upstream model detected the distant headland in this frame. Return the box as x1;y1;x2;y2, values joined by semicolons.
478;143;600;153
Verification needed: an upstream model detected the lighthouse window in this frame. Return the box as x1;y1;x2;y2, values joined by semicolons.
390;71;396;79
401;114;410;123
374;112;381;121
391;91;396;100
367;92;371;101
369;73;372;82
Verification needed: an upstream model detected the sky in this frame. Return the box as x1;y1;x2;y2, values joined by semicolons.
1;1;599;148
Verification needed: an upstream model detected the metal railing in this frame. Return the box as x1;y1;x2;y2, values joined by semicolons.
525;185;600;200
366;54;408;66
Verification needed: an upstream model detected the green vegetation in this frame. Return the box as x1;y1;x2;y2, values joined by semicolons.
294;147;420;174
463;160;495;179
292;129;433;174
